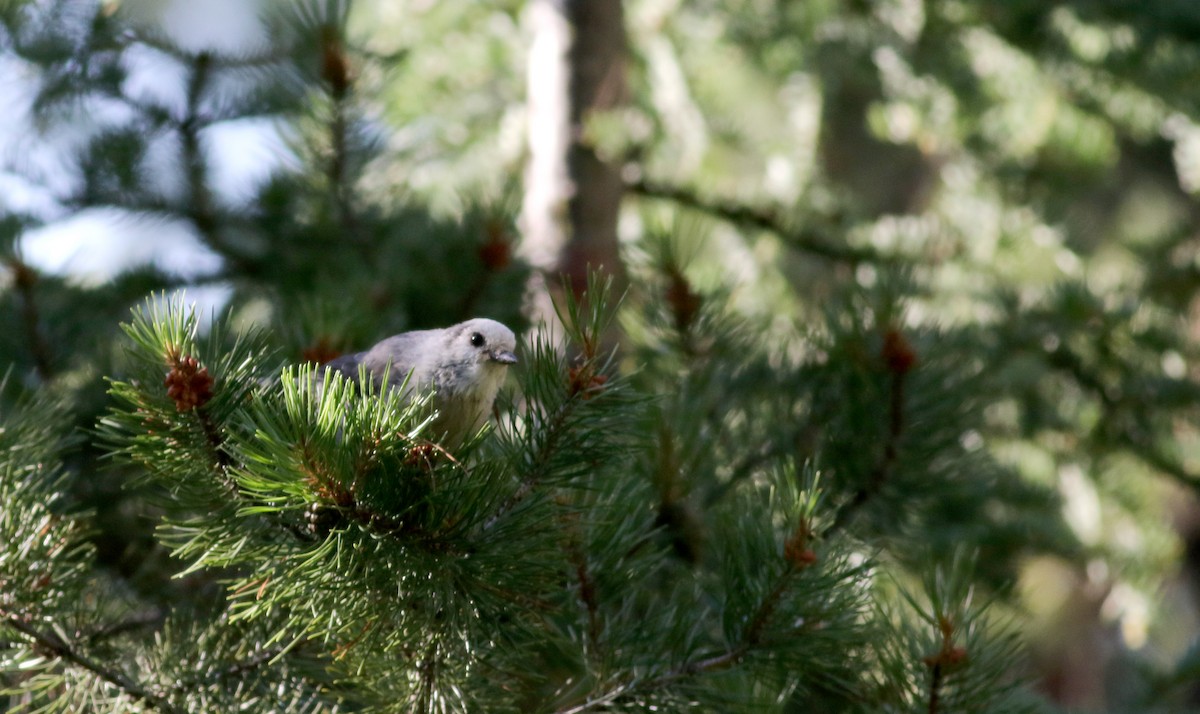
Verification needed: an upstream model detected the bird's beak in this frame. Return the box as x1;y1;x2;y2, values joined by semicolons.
489;349;518;365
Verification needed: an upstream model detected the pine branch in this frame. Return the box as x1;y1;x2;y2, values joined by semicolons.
1042;343;1116;407
43;49;259;275
167;641;298;695
550;562;818;713
704;441;793;508
553;686;633;714
677;556;814;678
487;397;578;527
197;407;236;475
325;71;358;241
488;338;629;529
314;22;366;252
832;328;915;532
5;257;53;381
84;610;166;646
628;177;882;264
740;566;798;649
196;403;327;545
919;612;969;714
217;648;285;681
564;520;602;657
172;51;260;272
415;640;440;714
456;214;515;319
2;611;183;714
127;29;291;71
181;53;217;242
161;346;237;489
1043;343;1200;497
57;192;259;273
927;660;944;714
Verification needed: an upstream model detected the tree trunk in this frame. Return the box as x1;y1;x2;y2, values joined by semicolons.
521;0;628;318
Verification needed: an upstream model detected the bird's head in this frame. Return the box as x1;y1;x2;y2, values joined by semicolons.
449;318;518;367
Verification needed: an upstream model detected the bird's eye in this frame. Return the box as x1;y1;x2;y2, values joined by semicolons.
469;332;486;348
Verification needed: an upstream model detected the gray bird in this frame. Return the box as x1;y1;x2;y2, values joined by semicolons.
318;318;518;445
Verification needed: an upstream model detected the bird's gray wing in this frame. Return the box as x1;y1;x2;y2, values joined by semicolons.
314;351;366;393
360;332;430;388
323;352;364;376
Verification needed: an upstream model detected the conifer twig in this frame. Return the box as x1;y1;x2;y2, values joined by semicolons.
84;609;165;645
832;328;914;532
927;659;943;714
181;52;218;245
705;442;793;508
486;397;580;529
317;24;362;247
555;561;813;713
325;72;357;240
921;612;966;714
198;409;235;476
628;177;881;264
564;523;602;655
168;643;297;694
415;640;439;714
6;257;53;381
2;612;183;714
748;571;793;633
1043;344;1200;496
674;559;811;679
169;52;263;274
125;29;289;70
215;647;288;681
706;562;807;660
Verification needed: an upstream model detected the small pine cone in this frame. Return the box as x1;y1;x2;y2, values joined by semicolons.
164;355;214;412
881;327;917;375
305;502;341;536
479;220;512;271
655;499;702;564
307;477;355;509
9;259;37;290
922;645;969;670
320;25;351;96
567;364;608;399
665;267;701;332
944;646;968;667
301;337;342;365
784;539;818;568
404;442;440;471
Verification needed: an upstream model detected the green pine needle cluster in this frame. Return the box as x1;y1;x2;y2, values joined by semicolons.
0;282;1044;712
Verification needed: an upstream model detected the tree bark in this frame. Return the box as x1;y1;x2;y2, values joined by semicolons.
521;0;628;318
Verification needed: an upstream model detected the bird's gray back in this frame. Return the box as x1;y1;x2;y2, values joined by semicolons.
361;331;435;387
323;351;364;376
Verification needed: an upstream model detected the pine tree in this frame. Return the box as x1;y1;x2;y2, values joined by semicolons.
3;0;1200;712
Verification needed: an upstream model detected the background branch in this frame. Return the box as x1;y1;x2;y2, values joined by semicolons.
5;258;53;381
628;177;882;264
2;613;183;714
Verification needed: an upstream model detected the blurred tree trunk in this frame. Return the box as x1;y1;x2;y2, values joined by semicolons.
521;0;628;318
